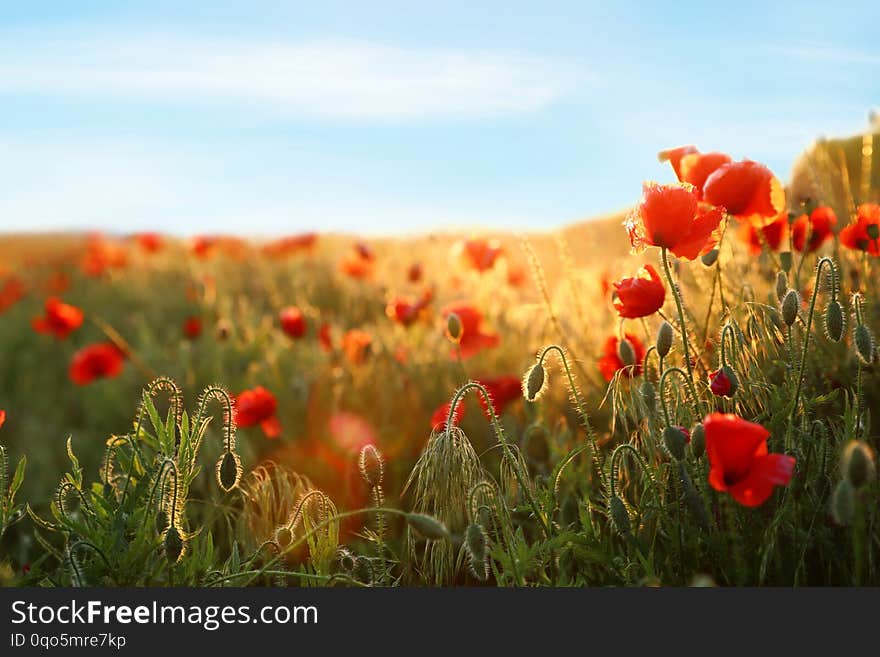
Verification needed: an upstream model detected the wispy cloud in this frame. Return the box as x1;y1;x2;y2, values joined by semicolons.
0;30;582;120
763;42;880;66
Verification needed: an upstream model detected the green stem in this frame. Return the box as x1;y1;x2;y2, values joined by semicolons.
659;367;700;425
660;248;699;412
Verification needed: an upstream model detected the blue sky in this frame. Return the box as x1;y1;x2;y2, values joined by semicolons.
0;1;877;236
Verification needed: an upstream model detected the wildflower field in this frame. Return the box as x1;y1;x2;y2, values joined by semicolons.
0;145;878;587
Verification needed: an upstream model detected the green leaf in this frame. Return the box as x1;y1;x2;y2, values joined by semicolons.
9;455;26;502
66;437;81;487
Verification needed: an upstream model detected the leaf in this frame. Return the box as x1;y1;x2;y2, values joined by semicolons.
66;437;81;487
9;455;26;502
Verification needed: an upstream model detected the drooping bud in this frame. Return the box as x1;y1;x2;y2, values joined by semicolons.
522;362;547;402
609;495;631;537
779;251;793;273
464;523;489;581
163;524;185;564
445;313;463;344
275;526;292;548
617;337;636;368
406;513;450;540
709;365;738;398
690;423;705;459
781;289;800;327
854;324;874;364
775;272;788;303
663;426;687;461
841;440;876;489
700;249;719;267
216;450;241;493
831;479;855;526
358;444;384;487
656;321;674;358
824;300;845;342
155;509;169;535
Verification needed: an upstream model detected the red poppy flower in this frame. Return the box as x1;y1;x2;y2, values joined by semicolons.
709;368;732;396
235;386;281;438
279;306;307;339
386;289;432;327
407;262;423;283
477;376;522;418
506;263;527;288
183;316;202;339
339;251;374;279
0;277;26;314
341;329;372;365
738;210;787;255
261;233;318;257
598;333;645;382
69;343;125;385
190;235;217;259
612;264;665;318
81;238;128;277
839;203;880;255
318;322;333;352
134;232;164;253
702;160;786;226
704;413;795;507
626;182;724;260
659;146;731;198
32;297;84;339
455;238;503;272
0;409;5;430
791;206;837;253
430;398;466;431
441;302;500;359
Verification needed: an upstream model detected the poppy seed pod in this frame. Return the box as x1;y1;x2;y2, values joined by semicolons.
523;362;546;402
406;513;450;540
824;300;845;342
775;272;788;303
781;289;800;327
358;444;384;487
779;251;792;273
617;337;636;368
663;425;688;461
690;423;705;458
831;479;855;526
656;321;674;358
274;526;292;548
700;248;719;267
854;324;874;364
445;312;463;344
841;440;876;489
609;496;631;536
465;523;489;581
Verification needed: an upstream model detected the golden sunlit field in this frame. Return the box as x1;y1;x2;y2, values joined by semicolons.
1;142;879;587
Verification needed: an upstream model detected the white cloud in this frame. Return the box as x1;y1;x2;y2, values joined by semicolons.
0;31;581;120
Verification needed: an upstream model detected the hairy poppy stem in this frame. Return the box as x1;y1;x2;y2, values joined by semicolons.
446;381;551;539
659;366;700;424
787;257;835;448
660;248;699;411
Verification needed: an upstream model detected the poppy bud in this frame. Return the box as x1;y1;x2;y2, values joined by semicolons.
779;251;793;273
640;380;656;410
358;444;384;487
824;300;845;342
617;337;636;368
831;479;855;526
352;556;374;585
781;289;800;327
163;525;185;564
854;324;874;364
609;495;631;536
656;321;673;358
709;365;738;397
690;422;705;458
216;450;241;493
336;547;355;572
465;523;489;581
841;440;876;489
775;272;788;303
102;482;114;499
700;249;719;267
445;313;463;344
406;513;450;540
663;425;687;461
522;362;547;402
868;223;880;240
275;525;292;548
